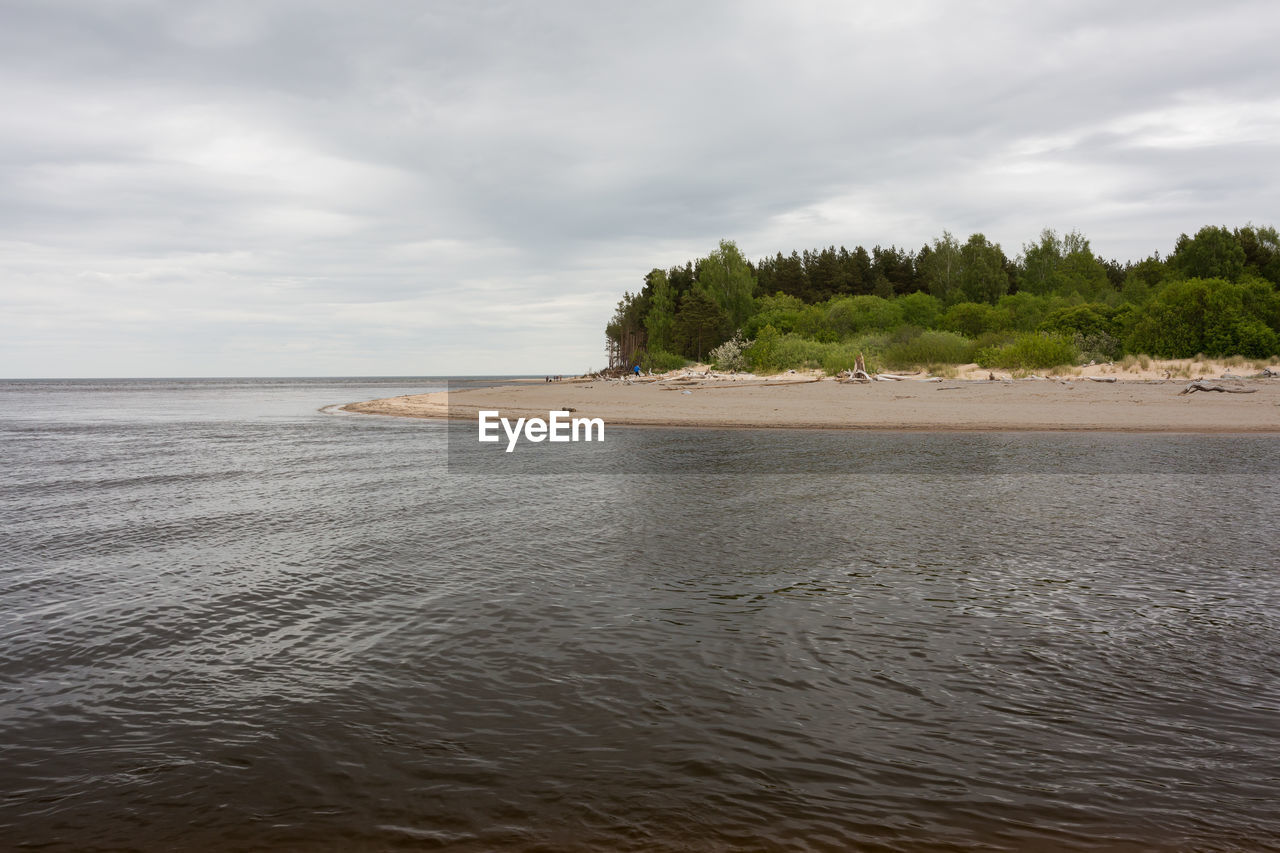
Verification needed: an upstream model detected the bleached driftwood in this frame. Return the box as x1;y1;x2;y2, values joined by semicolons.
839;353;873;383
1086;376;1117;383
1179;381;1258;395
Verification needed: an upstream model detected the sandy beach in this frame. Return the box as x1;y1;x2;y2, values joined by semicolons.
344;360;1280;433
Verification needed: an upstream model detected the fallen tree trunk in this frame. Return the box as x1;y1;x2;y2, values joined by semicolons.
1086;376;1117;383
1179;381;1258;395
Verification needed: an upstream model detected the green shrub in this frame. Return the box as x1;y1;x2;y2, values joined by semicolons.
772;334;831;369
975;332;1078;370
941;301;1011;337
639;349;688;372
746;324;782;372
1205;317;1279;359
819;342;883;375
745;329;890;375
885;325;924;345
820;348;862;375
897;292;942;329
1037;302;1137;354
970;330;1017;354
743;297;827;339
1125;277;1280;358
825;295;904;336
883;330;974;368
997;292;1053;332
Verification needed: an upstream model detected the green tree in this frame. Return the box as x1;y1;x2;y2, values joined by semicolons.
872;245;917;295
959;233;1010;304
676;289;729;362
1057;231;1111;300
697;239;756;329
643;268;677;354
758;251;808;299
605;291;649;368
1018;229;1109;299
1121;255;1173;304
921;231;962;304
1019;229;1063;295
846;246;874;296
1171;226;1246;281
1236;224;1280;285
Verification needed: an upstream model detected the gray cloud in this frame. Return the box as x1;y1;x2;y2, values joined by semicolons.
2;0;1278;375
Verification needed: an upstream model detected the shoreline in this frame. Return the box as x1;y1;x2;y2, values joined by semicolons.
343;368;1280;434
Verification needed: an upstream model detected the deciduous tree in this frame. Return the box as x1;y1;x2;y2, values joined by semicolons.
1172;226;1246;281
643;269;677;354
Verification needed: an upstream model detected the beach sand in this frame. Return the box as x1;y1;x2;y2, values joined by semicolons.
344;360;1280;432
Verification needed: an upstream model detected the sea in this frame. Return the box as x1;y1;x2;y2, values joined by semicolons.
2;377;1278;852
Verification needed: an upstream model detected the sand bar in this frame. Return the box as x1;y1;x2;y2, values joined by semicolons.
345;365;1280;433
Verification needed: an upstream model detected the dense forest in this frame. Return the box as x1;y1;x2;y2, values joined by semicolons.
603;225;1280;374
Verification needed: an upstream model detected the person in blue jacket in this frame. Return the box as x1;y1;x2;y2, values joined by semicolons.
633;364;641;376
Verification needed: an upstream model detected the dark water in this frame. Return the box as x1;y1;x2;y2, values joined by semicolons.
2;378;1279;852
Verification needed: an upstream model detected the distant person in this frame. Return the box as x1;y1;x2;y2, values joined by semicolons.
633;365;641;376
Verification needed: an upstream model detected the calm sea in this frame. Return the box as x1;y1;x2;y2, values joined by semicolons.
2;378;1278;852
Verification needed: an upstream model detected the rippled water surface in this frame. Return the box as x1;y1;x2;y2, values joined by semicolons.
2;378;1279;852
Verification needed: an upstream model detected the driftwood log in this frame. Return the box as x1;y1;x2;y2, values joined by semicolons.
1179;381;1258;395
1086;376;1117;383
840;353;873;383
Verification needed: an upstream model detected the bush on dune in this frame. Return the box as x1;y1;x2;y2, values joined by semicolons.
974;332;1078;370
637;348;689;372
882;330;973;368
746;326;888;374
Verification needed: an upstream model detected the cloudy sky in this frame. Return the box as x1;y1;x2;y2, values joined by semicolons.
2;0;1278;377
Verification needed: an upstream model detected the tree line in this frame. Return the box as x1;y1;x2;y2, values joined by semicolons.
604;225;1280;372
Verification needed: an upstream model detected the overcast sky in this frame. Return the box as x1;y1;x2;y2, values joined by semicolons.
2;0;1278;377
